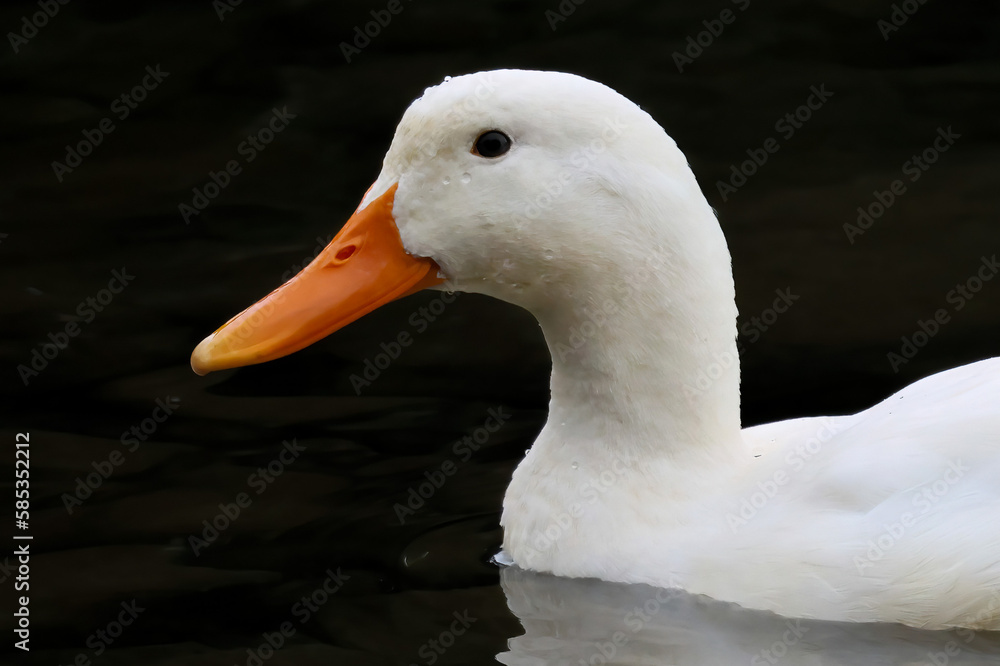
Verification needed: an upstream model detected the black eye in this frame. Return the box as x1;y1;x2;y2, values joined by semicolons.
473;130;511;158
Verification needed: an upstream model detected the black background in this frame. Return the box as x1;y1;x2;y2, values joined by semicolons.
2;0;999;663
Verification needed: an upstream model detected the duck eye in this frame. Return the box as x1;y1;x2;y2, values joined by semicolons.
472;130;511;158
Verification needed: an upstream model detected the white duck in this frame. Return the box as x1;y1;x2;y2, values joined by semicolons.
191;69;1000;630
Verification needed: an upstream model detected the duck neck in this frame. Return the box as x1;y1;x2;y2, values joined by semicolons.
531;238;745;473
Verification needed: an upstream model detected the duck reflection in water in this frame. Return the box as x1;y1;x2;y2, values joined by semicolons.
497;566;1000;666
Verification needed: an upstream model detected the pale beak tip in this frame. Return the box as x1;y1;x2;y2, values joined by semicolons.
190;334;216;376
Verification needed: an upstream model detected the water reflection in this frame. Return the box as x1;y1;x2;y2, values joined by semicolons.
498;566;1000;665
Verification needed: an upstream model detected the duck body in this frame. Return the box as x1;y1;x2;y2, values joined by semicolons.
504;356;1000;629
191;69;1000;630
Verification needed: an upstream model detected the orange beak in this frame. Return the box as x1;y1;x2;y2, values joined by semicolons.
190;183;444;375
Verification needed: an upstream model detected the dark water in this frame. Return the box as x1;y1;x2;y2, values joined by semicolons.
2;1;999;663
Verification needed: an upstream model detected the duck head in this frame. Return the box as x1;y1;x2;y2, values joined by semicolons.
190;69;740;456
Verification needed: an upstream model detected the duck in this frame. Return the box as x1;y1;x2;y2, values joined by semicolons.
191;69;1000;630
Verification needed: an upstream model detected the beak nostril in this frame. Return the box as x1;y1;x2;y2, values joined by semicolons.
335;245;356;261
